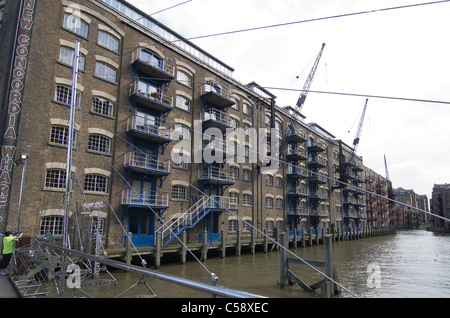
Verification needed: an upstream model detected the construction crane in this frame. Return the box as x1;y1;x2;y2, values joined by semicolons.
287;43;326;131
334;99;368;189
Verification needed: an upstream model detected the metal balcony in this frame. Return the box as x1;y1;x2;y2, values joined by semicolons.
129;80;173;112
131;47;175;81
121;190;169;209
126;116;172;144
202;108;232;132
124;152;171;176
287;187;309;198
198;166;235;185
200;83;235;109
286;145;307;161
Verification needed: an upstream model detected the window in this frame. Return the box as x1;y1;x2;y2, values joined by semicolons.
177;70;192;87
95;62;117;83
174;123;191;141
243;123;251;134
40;216;64;235
276;198;283;210
266;220;274;232
243;193;252;206
243;169;252;182
230;166;239;180
84;174;108;193
173;153;189;170
59;47;85;71
98;31;119;52
276;220;283;229
242;220;251;232
55;85;80;107
229;118;238;129
140;49;162;69
88;134;111;155
172;185;187;200
45;169;66;190
92;97;114;118
276;176;283;188
243;103;252;116
63;14;88;38
265;115;271;125
265;175;273;186
49;126;75;147
230;97;239;110
230;192;239;205
175;95;191;112
228;219;237;233
265;196;274;208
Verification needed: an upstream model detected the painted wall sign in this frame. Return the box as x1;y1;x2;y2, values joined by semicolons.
0;0;35;228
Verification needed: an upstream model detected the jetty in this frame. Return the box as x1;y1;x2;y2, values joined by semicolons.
104;226;397;268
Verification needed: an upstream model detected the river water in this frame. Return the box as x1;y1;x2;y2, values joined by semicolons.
99;230;450;298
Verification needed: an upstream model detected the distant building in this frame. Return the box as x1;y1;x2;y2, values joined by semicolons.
394;188;429;229
430;184;450;232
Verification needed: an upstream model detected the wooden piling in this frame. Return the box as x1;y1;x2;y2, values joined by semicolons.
180;231;187;264
201;231;208;261
125;233;132;265
155;232;161;268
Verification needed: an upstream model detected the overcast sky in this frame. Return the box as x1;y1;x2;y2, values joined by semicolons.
127;0;450;200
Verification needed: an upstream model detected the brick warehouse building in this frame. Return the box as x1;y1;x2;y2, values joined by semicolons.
0;0;396;250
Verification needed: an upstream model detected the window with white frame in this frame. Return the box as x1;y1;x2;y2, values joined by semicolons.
88;134;111;155
55;85;80;107
243;193;252;206
242;220;251;232
276;220;283;229
243;169;252;182
172;185;187;200
265;196;274;208
177;70;192;88
229;192;239;205
266;220;274;232
40;216;64;235
230;166;239;180
228;219;237;233
174;123;191;141
276;198;283;210
95;62;117;83
265;175;273;186
59;47;85;71
63;14;88;38
98;31;119;52
243;103;252;116
276;176;283;188
49;125;77;148
92;97;114;118
175;95;191;112
84;174;108;193
173;153;189;170
45;169;66;190
230;97;239;110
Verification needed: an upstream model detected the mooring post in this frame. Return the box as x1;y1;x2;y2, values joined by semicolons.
301;228;306;247
322;235;333;298
125;232;132;265
263;229;268;253
250;229;256;254
236;229;241;256
220;229;226;258
279;232;288;288
180;231;187;264
201;230;208;261
155;232;161;268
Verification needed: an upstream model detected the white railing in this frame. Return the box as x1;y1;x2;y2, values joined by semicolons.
129;80;173;107
202;108;231;126
131;47;175;77
127;116;172;139
201;82;232;100
199;166;235;182
121;190;169;207
124;152;170;173
288;187;309;196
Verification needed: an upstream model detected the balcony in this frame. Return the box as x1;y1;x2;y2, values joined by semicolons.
200;82;235;109
287;187;309;198
287;165;308;179
310;210;330;218
286;145;307;161
286;126;307;143
202;108;232;132
288;207;310;217
308;155;327;168
129;80;173;112
121;190;169;209
126;115;172;144
308;172;328;184
310;189;329;201
308;140;326;153
131;47;175;81
124;152;171;176
198;166;235;186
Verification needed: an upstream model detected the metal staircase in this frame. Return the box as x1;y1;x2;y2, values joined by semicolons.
157;196;213;247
